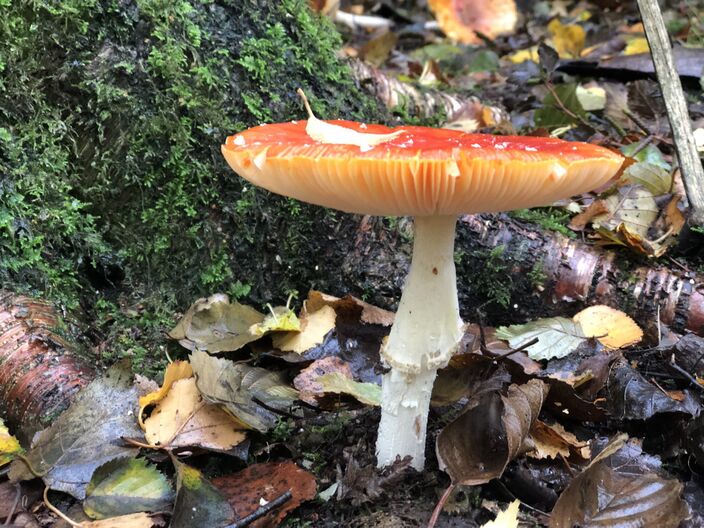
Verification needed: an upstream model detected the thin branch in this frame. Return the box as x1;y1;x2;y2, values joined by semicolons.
427;483;456;528
224;490;293;528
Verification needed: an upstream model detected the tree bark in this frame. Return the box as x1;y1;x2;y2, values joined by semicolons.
0;293;94;443
342;214;704;336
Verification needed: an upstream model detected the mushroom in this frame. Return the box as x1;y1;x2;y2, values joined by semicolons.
221;92;624;470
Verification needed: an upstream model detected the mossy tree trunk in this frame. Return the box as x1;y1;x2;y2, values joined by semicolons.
0;0;387;328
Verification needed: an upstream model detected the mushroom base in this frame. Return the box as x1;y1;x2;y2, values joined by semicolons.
376;215;464;470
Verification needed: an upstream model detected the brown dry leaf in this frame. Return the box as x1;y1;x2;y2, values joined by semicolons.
573;305;643;349
306;290;394;326
143;378;246;451
428;0;518;44
272;305;336;354
293;357;353;406
569;200;610;231
550;453;687;527
138;361;193;429
528;420;590;461
82;512;156;528
437;380;549;485
212;461;317;528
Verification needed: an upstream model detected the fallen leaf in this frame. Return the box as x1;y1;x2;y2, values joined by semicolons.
528;420;590;461
293;357;354;406
624;36;650;55
272;305;336;354
0;419;23;467
299;89;404;151
83;458;173;519
428;0;518;44
212;461;317;528
534;84;586;128
82;512;157;528
138;361;193;429
336;452;412;506
481;500;519;528
9;361;141;500
550;448;687;527
190;350;298;432
576;84;606;111
620;162;672;195
608;359;700;420
592;185;658;238
249;305;300;336
169;294;265;353
573;305;643;349
170;458;234;528
306;290;394;326
496;317;586;360
359;31;398;68
143;377;246;450
507;47;539;64
437;380;549;485
316;373;381;406
569;200;610;231
548;19;586;58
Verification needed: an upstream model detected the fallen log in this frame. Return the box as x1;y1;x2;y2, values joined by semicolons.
342;214;704;336
0;293;95;443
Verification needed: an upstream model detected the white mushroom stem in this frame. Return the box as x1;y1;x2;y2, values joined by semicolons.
376;215;464;470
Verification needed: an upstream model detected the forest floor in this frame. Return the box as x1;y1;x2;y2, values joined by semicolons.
2;0;704;527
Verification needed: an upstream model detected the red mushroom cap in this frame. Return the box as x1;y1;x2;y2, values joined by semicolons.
222;120;624;217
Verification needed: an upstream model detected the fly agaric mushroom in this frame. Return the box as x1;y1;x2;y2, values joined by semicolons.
221;91;623;470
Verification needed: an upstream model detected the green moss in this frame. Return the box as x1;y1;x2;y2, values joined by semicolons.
527;258;547;290
461;245;512;308
1;0;388;366
510;207;575;238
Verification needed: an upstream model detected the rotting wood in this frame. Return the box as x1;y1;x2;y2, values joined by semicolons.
0;292;95;444
343;214;704;336
637;0;704;226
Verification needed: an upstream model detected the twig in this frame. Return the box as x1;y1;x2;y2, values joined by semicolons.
334;10;393;30
427;483;456;528
492;337;541;361
637;0;704;226
544;81;598;133
43;487;81;528
3;485;21;526
225;490;293;528
669;354;704;392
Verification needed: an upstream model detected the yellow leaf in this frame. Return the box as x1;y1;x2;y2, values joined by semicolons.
576;85;606;111
82;512;155;528
548;19;586;58
144;377;246;450
250;305;300;336
0;419;23;467
624;37;650;55
506;46;539;64
138;360;193;429
272;305;336;354
574;305;643;349
481;500;520;528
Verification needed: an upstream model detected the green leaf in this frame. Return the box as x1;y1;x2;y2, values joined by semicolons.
534;84;586;128
620;144;671;170
84;458;174;519
496;318;586;360
620;162;672;196
316;373;381;406
170;458;234;528
169;294;265;353
8;360;142;500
